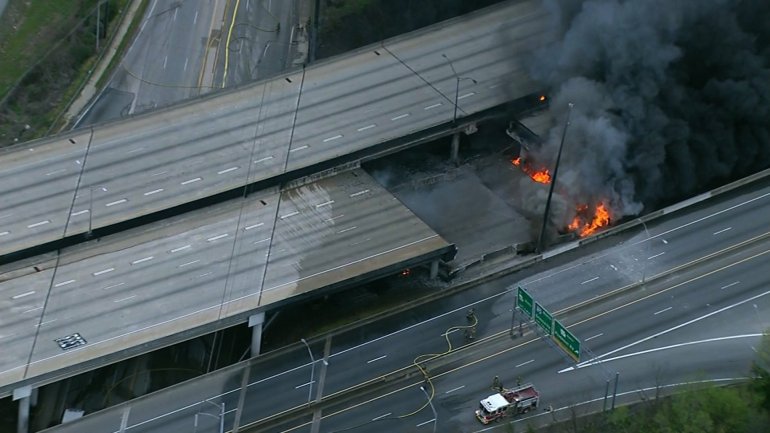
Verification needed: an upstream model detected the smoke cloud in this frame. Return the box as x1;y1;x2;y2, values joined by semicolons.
527;0;770;228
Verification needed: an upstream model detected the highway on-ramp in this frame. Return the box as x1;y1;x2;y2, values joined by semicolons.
41;176;770;432
0;0;555;260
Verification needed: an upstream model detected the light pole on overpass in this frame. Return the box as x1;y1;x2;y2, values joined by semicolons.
536;102;573;253
441;54;477;126
300;338;315;404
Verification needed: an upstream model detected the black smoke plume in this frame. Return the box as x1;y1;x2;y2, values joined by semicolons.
527;0;770;229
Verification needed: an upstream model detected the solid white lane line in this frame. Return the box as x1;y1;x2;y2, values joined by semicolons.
648;252;666;260
12;291;35;300
338;226;357;234
179;260;200;267
457;92;475;100
254;237;271;244
563;335;761;373
254;156;274;163
315;200;334;208
105;199;128;207
289;145;309;152
515;359;534;368
585;333;604;342
27;220;51;228
170;245;191;253
101;282;125;290
93;268;114;276
114;296;136;303
371;413;392;421
391;113;410;121
0;231;9;236
424;103;442;110
416;419;435;427
181;177;202;185
71;209;89;216
280;211;299;219
217;166;239;174
357;124;376;132
295;381;314;389
580;276;599;285
144;188;164;196
350;189;370;197
445;385;465;394
244;223;264;230
207;234;229;242
561;290;770;372
131;256;154;265
45;169;66;176
54;280;76;287
713;227;732;235
322;134;343;143
366;355;387;363
720;281;740;290
654;306;673;315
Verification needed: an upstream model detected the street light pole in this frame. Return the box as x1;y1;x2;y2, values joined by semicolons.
441;54;477;126
193;401;225;433
300;338;315;404
536;102;573;253
419;386;437;433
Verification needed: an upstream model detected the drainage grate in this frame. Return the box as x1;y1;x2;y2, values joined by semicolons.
54;333;87;351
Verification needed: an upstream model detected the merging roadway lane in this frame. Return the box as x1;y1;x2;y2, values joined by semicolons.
0;0;555;259
0;169;451;396
43;177;770;432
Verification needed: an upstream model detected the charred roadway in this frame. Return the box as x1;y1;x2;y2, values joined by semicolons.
42;174;770;432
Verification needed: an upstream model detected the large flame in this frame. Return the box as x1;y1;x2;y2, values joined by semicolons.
568;203;611;237
512;157;551;184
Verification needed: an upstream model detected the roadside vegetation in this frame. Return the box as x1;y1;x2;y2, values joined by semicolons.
0;0;128;147
532;331;770;433
315;0;504;59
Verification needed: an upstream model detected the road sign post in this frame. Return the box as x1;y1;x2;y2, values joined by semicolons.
516;286;534;317
553;320;580;362
534;303;553;335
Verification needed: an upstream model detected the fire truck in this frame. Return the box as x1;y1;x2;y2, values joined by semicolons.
475;383;540;424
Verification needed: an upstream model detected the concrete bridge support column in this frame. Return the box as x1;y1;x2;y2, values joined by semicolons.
249;312;266;357
450;132;460;165
430;260;439;280
13;386;32;433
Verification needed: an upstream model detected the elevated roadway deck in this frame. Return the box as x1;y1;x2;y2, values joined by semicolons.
0;169;453;396
0;0;554;260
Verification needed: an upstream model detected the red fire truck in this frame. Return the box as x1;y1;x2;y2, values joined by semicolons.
475;383;540;424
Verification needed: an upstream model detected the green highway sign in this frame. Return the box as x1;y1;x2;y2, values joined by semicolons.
534;302;553;335
553;320;581;362
516;286;534;317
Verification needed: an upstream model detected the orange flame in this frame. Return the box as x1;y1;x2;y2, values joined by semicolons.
511;157;551;184
568;203;611;237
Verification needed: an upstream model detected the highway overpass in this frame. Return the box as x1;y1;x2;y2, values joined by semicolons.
0;0;555;261
0;169;453;397
40;173;770;432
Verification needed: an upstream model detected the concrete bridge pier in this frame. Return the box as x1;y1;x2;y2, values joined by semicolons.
249;312;266;357
13;385;36;433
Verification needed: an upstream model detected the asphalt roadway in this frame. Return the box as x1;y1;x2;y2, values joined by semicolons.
0;169;451;396
0;0;555;259
41;176;770;432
